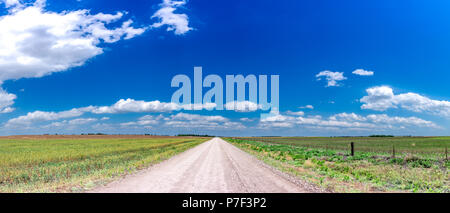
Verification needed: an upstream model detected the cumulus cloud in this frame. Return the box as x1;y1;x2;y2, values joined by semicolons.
261;111;293;123
329;112;366;122
360;86;450;117
352;69;374;76
91;99;179;114
122;112;244;130
225;101;260;112
5;107;94;126
90;99;218;113
240;118;254;122
315;71;347;87
365;114;436;127
164;112;244;129
298;105;314;109
1;0;21;8
42;117;97;129
168;112;228;122
181;102;217;110
258;111;438;130
286;111;305;116
0;89;16;113
68;118;97;125
121;115;163;126
0;1;146;83
151;0;192;35
360;86;397;111
4;98;225;126
4;99;182;126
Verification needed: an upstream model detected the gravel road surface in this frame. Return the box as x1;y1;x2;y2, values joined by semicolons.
90;137;318;193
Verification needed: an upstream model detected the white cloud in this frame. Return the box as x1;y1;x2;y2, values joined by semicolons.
5;98;223;127
181;102;217;110
91;123;113;131
329;112;366;122
298;105;314;109
225;101;260;112
0;1;146;83
261;111;294;122
0;1;146;112
91;99;179;114
68;118;97;125
352;69;374;76
258;111;439;130
360;86;450;117
360;86;397;111
90;99;216;114
163;112;244;129
316;70;347;87
4;98;182;126
0;89;16;113
240;118;254;122
151;0;192;35
121;114;163;126
5;107;94;126
365;114;436;127
168;112;228;122
119;113;244;130
286;111;305;116
42;117;97;129
1;0;21;8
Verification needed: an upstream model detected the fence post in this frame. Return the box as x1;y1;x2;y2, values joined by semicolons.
392;145;395;158
350;142;354;156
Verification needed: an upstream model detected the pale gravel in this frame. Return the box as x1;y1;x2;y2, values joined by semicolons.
89;137;320;193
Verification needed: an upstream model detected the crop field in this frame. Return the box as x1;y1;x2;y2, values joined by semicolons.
226;137;450;193
0;135;208;192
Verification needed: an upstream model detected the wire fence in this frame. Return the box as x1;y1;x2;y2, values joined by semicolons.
233;137;449;160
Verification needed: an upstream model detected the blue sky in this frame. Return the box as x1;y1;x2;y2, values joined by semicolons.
0;0;449;136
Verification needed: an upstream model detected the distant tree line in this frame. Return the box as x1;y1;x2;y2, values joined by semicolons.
81;133;107;135
177;134;215;137
369;135;394;137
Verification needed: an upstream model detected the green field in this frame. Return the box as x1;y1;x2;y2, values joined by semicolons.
226;137;449;193
0;136;207;192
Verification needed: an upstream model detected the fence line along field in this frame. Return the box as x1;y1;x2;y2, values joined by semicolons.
0;135;208;192
226;137;449;193
244;136;450;157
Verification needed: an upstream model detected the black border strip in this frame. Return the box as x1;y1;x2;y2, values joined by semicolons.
0;193;447;211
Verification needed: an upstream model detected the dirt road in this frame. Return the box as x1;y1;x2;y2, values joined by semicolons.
90;137;317;193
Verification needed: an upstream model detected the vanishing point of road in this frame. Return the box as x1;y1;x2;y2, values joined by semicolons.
90;137;319;193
